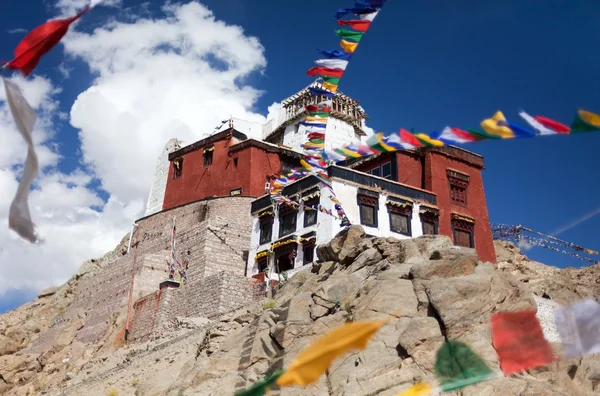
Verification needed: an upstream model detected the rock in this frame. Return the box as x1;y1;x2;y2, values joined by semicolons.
410;254;479;280
37;287;58;299
346;248;382;273
316;225;365;262
0;335;20;356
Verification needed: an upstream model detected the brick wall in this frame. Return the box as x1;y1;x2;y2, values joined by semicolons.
129;291;163;342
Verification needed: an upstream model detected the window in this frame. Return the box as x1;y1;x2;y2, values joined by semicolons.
422;221;437;235
203;147;214;167
420;208;439;235
259;214;273;245
452;215;475;248
233;158;238;167
303;244;315;265
370;162;392;180
387;201;412;236
279;205;297;238
303;199;318;227
447;170;470;206
257;257;268;273
173;158;183;179
390;213;410;235
275;248;296;273
357;190;379;228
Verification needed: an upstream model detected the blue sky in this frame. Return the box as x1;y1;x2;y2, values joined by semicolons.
0;0;598;313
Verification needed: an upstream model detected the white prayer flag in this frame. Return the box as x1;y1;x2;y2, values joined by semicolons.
519;111;556;136
3;78;39;243
359;11;379;21
314;59;349;71
554;298;600;359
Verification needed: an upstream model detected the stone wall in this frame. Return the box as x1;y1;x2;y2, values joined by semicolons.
28;196;258;350
129;272;259;341
129;291;163;342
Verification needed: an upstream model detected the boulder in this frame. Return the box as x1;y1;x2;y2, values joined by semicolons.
37;287;58;299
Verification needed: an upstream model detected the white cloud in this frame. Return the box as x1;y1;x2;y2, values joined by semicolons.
0;1;276;298
55;0;122;16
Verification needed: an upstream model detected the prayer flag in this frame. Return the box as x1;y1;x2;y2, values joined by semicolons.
506;121;535;138
356;0;387;8
3;78;39;243
317;49;352;61
7;7;89;76
535;116;571;133
434;340;494;392
519;112;564;135
322;149;347;162
308;87;335;99
335;29;365;43
412;133;445;147
300;122;327;129
307;67;344;78
277;320;388;387
321;76;341;86
436;127;481;144
397;383;431;396
340;39;359;53
305;116;328;123
359;11;380;21
571;109;600;133
337;20;372;32
314;59;349;70
335;7;377;19
307;112;330;118
400;128;424;148
234;371;283;396
491;311;554;375
481;111;515;138
554;298;600;359
322;82;338;92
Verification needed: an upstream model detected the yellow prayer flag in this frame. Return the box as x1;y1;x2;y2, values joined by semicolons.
277;320;388;387
300;159;313;171
305;116;328;123
414;133;444;147
397;383;432;396
481;111;515;138
579;109;600;127
340;39;358;53
322;82;339;92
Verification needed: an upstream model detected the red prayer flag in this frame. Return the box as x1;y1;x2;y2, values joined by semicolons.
337;20;372;32
7;7;89;76
534;116;571;134
306;67;344;78
400;128;425;147
491;311;554;375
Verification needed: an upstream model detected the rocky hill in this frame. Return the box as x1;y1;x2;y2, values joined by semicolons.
1;226;599;395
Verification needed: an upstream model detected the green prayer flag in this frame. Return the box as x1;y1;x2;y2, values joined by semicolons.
434;340;494;392
571;113;600;133
322;76;341;85
335;29;364;43
308;112;330;118
466;127;502;140
234;371;283;396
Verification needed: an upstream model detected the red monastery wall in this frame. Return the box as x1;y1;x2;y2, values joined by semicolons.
424;149;496;263
162;137;296;210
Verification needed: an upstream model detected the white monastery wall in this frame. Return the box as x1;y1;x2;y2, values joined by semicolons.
144;138;184;217
246;181;426;279
324;118;361;150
